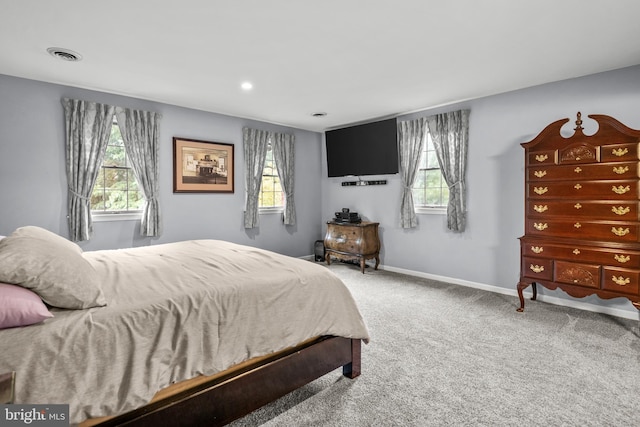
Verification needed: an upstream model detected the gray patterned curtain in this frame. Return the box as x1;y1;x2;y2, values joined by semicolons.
115;107;162;237
272;131;296;225
243;127;269;228
62;98;115;242
426;109;470;232
398;117;428;228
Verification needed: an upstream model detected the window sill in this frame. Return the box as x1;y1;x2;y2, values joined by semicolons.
415;206;446;215
92;212;142;222
259;207;284;215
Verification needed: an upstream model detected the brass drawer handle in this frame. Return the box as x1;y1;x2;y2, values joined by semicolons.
574;167;582;173
613;165;630;174
533;205;548;213
574;184;582;190
614;254;630;263
533;223;548;231
612;276;630;286
534;187;548;195
574;203;582;209
574;222;581;228
534;170;547;178
530;265;545;273
612;185;631;194
535;154;548;162
612;206;630;215
573;249;580;255
612;148;629;157
531;246;543;254
611;227;630;237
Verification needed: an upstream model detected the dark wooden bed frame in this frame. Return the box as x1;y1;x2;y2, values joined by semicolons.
95;336;361;426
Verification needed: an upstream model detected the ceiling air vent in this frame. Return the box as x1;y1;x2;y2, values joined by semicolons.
47;47;82;62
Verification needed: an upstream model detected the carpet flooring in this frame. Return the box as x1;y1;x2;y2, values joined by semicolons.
230;263;640;426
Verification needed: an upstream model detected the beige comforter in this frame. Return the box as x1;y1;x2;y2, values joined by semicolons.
0;240;369;425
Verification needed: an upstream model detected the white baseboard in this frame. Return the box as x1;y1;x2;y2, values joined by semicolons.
302;255;639;320
381;265;640;321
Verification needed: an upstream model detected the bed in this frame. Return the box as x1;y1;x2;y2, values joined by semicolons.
0;226;370;426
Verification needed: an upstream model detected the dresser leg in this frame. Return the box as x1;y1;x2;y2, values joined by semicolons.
374;256;379;270
516;282;538;312
360;258;365;274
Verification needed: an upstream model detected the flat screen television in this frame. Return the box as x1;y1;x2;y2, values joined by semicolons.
325;118;398;177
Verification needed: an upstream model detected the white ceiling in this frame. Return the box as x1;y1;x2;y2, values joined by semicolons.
2;0;640;132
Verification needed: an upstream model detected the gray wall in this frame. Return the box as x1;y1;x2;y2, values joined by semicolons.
3;66;640;316
0;74;324;256
321;65;640;316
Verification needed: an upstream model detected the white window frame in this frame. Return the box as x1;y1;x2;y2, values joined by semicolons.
259;141;285;214
91;116;143;221
92;211;142;222
413;132;448;215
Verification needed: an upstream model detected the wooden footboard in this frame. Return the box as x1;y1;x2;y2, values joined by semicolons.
94;336;361;426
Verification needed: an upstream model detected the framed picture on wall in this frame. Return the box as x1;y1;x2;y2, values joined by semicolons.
173;137;234;193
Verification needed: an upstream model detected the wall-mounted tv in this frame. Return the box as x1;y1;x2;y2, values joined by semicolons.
325;118;398;178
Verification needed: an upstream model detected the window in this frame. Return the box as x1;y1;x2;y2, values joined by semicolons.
412;133;449;210
259;143;284;211
91;118;144;214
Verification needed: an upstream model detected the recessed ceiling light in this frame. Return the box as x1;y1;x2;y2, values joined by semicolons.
241;82;253;91
47;47;83;62
311;112;327;117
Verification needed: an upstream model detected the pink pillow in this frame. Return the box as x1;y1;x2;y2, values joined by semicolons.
0;282;54;329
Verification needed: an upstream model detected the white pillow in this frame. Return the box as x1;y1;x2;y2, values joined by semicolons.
0;226;106;309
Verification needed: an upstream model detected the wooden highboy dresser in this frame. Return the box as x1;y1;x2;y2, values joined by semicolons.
324;221;380;274
517;113;640;313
